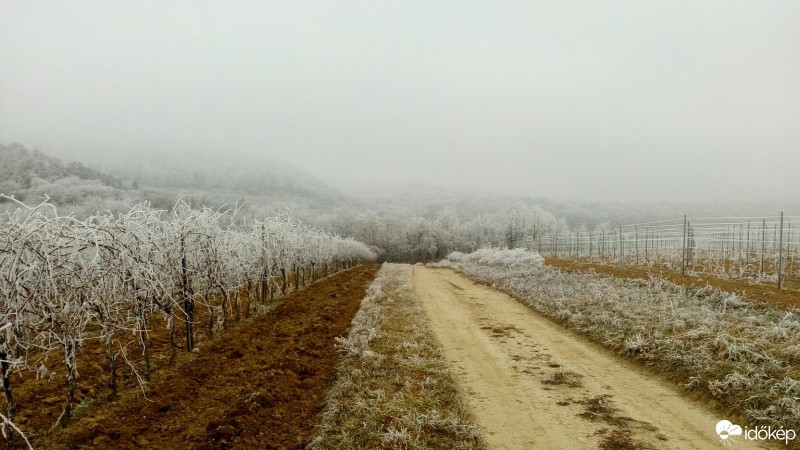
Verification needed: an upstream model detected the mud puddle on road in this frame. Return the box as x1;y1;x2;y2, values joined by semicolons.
413;266;774;450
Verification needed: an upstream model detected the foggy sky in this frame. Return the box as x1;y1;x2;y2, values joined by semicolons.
1;1;798;202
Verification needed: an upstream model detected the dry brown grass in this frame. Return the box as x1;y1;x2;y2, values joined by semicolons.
308;264;485;450
546;257;800;309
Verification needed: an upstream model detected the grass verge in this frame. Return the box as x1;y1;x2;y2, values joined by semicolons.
307;263;486;450
545;257;800;310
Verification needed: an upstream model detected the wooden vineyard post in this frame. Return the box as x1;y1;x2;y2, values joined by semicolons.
778;211;784;290
738;223;743;266
790;219;795;277
635;225;639;265
553;232;557;258
746;220;750;268
681;214;687;275
260;224;267;306
181;236;194;352
601;228;605;261
760;218;766;279
613;229;617;260
619;225;624;265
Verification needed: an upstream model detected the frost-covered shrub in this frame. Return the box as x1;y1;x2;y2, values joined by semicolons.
439;247;544;269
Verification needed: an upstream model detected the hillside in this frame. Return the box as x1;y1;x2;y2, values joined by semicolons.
0;143;124;193
0;143;347;214
0;142;129;208
95;150;342;203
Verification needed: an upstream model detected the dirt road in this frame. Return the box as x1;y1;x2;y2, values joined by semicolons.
414;266;772;450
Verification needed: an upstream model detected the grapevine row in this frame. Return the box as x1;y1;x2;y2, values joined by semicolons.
0;196;375;444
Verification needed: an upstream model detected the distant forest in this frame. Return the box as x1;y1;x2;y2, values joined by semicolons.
0;142;341;214
0;143;124;190
0;142;132;210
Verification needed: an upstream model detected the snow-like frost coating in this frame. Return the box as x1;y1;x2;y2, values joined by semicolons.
443;247;544;269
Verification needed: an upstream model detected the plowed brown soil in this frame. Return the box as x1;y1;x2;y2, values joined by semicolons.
36;264;378;450
545;257;800;310
13;272;318;439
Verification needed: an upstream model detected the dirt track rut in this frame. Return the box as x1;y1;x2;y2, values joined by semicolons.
413;266;771;450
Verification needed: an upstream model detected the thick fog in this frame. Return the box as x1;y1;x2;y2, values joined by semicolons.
1;1;798;202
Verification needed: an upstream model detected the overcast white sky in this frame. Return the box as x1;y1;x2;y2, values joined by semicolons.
1;1;798;202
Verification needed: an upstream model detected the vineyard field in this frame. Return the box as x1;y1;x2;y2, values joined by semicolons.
0;197;376;447
34;265;378;449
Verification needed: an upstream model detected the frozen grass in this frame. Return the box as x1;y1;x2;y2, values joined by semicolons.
307;263;486;450
434;247;800;441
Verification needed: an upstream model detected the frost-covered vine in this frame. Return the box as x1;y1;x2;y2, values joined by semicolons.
0;195;375;443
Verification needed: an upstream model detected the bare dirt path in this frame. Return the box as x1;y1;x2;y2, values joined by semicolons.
413;266;772;450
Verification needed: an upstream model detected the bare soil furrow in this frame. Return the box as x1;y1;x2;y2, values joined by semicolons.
39;265;378;450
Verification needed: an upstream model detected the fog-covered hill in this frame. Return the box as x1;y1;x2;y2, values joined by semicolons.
335;181;799;230
0;143;347;213
96;150;343;204
0;142;124;192
3;142;796;262
0;142;130;209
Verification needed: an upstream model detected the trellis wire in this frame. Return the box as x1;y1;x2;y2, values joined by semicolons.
517;213;799;289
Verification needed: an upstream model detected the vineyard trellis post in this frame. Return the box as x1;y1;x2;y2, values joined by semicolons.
1;350;16;449
613;228;617;260
260;223;268;306
181;235;194;352
681;213;687;275
738;223;743;264
778;210;784;289
746;220;750;267
760;218;766;279
619;224;624;265
601;228;605;261
553;231;558;258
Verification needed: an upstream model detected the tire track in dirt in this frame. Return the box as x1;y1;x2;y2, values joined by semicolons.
413;266;774;450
